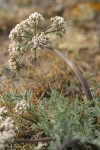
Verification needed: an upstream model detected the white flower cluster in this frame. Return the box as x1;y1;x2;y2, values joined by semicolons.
27;56;42;67
9;19;30;42
8;42;21;56
51;16;66;37
8;42;25;71
0;107;17;149
28;12;44;26
8;12;45;71
0;107;7;115
8;12;66;71
8;56;17;71
9;12;44;42
15;100;29;114
31;32;50;50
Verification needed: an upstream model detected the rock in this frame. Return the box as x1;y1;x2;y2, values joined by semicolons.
71;3;95;21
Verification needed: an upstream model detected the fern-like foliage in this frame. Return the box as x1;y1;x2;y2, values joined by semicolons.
3;89;33;102
37;91;100;150
3;90;100;149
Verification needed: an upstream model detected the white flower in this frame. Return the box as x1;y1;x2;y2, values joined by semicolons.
0;106;17;149
0;130;16;149
8;12;66;72
8;42;21;55
0;116;3;120
8;57;17;71
9;12;44;42
0;117;15;130
28;12;44;26
9;27;18;41
51;16;66;37
9;19;31;41
35;142;47;150
31;32;50;50
15;100;29;114
1;130;16;141
0;107;7;115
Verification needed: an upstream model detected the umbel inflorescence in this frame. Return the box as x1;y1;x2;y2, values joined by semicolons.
8;12;66;71
0;107;18;149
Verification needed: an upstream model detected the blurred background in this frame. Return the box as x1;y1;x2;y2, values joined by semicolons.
0;0;100;99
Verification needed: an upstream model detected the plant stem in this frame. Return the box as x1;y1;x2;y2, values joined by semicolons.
48;47;93;101
34;49;37;60
18;36;31;39
45;27;63;34
42;26;52;32
21;115;36;123
48;47;98;130
13;137;100;150
25;30;33;37
17;42;29;63
45;29;58;34
34;23;37;59
14;137;53;144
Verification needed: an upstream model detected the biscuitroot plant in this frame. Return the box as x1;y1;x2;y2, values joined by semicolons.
8;12;92;101
8;12;99;149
